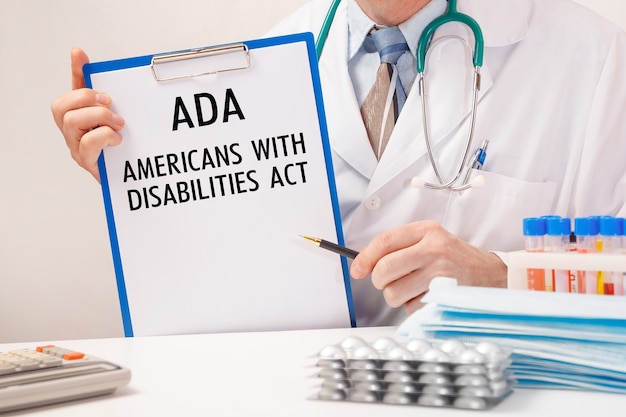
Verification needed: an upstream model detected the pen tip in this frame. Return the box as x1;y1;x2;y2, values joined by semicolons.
300;235;319;244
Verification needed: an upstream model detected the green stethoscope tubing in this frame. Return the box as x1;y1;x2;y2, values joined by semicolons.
315;0;341;58
315;0;486;192
417;0;483;72
315;0;484;68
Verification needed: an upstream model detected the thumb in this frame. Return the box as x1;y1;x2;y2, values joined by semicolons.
70;48;90;90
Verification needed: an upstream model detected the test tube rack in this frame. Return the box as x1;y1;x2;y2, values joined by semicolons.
507;250;626;290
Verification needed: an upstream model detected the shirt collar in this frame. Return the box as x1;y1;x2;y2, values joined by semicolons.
347;0;448;60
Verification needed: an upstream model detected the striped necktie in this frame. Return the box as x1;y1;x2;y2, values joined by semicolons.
360;26;409;160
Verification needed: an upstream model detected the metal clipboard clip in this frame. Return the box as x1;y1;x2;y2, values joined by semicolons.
150;43;250;82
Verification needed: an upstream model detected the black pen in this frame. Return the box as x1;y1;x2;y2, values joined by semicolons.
300;235;359;259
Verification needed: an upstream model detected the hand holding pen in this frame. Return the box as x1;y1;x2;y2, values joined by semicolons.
303;218;507;317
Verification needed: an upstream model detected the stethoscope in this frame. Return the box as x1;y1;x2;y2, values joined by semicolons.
315;0;486;192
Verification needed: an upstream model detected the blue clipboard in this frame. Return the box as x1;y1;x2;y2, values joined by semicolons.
84;33;355;336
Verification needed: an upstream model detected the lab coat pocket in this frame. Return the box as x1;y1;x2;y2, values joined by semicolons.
442;170;557;251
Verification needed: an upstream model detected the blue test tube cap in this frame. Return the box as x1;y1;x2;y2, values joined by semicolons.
559;217;571;236
599;216;619;236
575;217;592;236
523;217;546;236
587;216;601;235
545;217;563;236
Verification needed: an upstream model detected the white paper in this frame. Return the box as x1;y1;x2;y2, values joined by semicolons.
85;35;354;336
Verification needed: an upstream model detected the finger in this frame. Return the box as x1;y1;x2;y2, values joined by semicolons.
74;126;123;182
369;244;426;290
403;293;428;316
71;48;90;90
51;88;114;132
350;222;432;279
378;269;429;308
62;105;124;157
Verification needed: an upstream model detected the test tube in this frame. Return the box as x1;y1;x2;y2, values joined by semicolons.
541;216;560;291
523;217;546;291
545;217;571;293
600;216;623;295
621;218;626;296
588;216;603;294
567;230;578;293
574;217;597;295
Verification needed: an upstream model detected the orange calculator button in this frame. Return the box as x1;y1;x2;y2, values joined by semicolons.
62;352;85;360
36;345;56;353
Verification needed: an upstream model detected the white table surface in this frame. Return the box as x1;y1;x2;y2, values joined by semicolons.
1;326;624;416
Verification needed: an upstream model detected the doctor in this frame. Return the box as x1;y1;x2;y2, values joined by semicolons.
51;0;626;327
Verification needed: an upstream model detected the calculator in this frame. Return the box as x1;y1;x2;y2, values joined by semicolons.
0;345;131;413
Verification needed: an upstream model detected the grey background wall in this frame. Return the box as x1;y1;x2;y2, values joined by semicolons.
1;0;625;343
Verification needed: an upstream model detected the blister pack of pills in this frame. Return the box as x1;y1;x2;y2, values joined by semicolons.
310;336;515;410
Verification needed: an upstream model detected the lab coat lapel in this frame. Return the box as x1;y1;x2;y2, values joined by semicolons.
317;0;529;193
318;5;378;180
366;0;531;192
367;22;494;193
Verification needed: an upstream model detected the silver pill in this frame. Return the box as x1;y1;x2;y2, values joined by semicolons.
349;390;380;403
318;368;348;380
455;374;489;387
371;337;399;354
349;369;380;382
353;381;384;392
316;358;346;369
383;371;415;383
321;379;351;390
417;394;449;407
458;349;487;364
348;359;378;370
383;360;413;372
387;383;418;394
422;384;455;396
458;386;493;398
454;396;488;410
318;388;346;401
422;347;451;363
339;336;368;351
439;339;467;357
417;362;450;374
418;373;451;385
405;339;432;357
351;345;380;360
318;344;347;360
383;392;414;405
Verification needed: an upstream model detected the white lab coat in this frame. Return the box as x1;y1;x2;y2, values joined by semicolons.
268;0;626;326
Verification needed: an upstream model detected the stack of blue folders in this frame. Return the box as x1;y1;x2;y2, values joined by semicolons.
396;278;626;394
